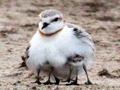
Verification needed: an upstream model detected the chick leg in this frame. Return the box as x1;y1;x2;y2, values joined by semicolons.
53;75;60;85
62;66;73;83
66;66;73;82
54;76;60;85
34;68;41;85
83;64;92;85
43;67;54;85
69;69;79;85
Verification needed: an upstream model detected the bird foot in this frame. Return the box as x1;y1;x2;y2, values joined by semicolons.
66;80;79;85
70;80;79;85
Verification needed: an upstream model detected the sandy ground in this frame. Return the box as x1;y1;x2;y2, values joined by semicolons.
0;0;120;89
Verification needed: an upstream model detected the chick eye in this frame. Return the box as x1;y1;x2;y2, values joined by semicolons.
52;18;59;22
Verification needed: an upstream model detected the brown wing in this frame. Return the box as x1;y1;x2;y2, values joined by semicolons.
19;45;30;68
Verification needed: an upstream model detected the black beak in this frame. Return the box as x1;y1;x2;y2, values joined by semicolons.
42;22;49;29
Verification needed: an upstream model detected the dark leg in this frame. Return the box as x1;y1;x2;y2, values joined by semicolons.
43;68;54;85
69;69;79;85
52;73;60;85
34;68;41;85
54;76;60;85
83;64;92;85
66;66;73;82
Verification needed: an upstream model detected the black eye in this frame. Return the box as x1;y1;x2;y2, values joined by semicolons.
52;18;59;22
73;28;78;31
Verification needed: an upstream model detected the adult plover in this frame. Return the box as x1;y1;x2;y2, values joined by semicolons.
22;9;95;85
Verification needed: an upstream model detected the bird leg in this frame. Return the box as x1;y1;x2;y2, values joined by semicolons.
62;66;73;83
34;68;41;85
69;69;79;85
53;76;60;85
83;64;92;85
66;66;73;82
43;67;54;85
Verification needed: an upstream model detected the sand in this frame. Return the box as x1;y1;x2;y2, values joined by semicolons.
0;0;120;89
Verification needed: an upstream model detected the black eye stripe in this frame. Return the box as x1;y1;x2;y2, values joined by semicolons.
52;18;59;22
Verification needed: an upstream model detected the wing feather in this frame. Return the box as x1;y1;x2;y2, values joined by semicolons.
65;22;95;51
20;45;30;68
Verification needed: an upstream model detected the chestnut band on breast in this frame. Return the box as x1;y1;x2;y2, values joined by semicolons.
38;25;65;36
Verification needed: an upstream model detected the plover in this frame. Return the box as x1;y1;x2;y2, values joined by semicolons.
22;9;95;85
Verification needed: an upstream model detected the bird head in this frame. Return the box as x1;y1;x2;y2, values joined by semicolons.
38;9;64;35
